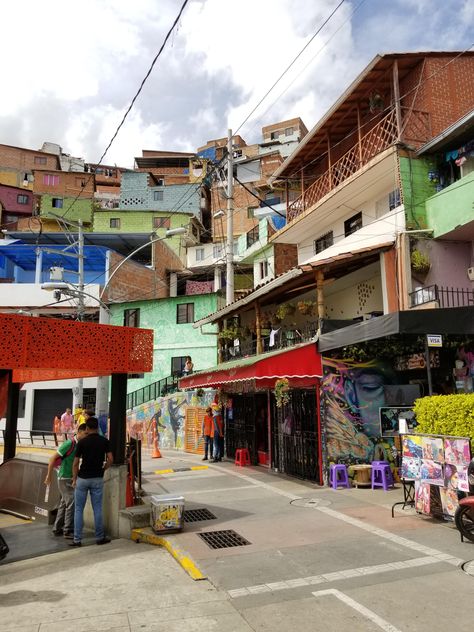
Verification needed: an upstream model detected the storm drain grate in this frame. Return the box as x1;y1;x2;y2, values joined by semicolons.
198;529;250;549
184;508;217;523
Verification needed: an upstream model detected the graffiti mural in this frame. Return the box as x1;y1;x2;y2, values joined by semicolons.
127;389;216;450
321;358;397;465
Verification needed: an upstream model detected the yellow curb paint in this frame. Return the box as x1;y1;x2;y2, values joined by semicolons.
154;469;174;475
190;465;208;471
131;528;206;581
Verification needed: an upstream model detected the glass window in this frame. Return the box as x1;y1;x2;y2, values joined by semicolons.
171;356;187;376
17;194;29;205
389;189;401;210
123;308;140;328
42;174;59;186
110;218;121;228
285;127;294;136
344;212;362;237
314;231;334;254
259;260;269;279
247;206;257;218
52;197;63;208
153;216;170;229
195;248;205;261
213;244;223;259
176;303;194;324
153;190;164;201
34;156;47;165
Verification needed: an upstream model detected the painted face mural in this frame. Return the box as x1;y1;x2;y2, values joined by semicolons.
321;358;395;463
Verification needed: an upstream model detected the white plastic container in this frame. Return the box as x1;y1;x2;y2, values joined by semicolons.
150;494;184;533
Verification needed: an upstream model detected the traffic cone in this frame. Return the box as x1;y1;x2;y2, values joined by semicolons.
151;428;162;458
125;473;134;507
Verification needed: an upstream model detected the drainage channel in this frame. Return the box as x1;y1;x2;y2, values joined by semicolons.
461;560;474;576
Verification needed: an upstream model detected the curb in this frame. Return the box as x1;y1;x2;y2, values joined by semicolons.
131;528;207;581
154;465;209;475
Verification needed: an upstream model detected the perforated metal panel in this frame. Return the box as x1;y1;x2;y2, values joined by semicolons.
198;530;250;549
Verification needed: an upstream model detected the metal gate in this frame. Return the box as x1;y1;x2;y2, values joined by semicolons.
226;394;266;464
271;388;320;483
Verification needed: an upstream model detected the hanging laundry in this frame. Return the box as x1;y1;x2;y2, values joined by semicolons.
269;328;280;347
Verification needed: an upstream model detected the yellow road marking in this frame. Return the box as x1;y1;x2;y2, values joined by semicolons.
131;528;206;581
154;468;174;475
190;465;208;471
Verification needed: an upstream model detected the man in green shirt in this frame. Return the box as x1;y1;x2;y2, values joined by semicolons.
45;423;87;538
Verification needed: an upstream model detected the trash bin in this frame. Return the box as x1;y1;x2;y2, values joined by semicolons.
150;494;185;534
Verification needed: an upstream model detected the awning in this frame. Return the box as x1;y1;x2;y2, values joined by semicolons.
318;307;474;352
179;341;322;389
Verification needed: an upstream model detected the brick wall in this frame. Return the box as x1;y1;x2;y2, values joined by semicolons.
211;183;259;241
0;185;34;214
0;144;59;172
273;243;298;276
33;170;94;197
120;171;201;214
105;251;169;303
40;194;93;224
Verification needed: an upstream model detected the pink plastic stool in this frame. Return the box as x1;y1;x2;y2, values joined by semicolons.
235;448;251;467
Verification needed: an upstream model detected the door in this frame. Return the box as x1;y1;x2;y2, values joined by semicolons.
225;393;267;464
32;389;72;432
271;388;320;483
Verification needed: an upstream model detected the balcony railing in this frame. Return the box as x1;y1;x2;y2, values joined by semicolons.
221;321;318;362
287;109;398;222
127;374;180;409
410;285;474;309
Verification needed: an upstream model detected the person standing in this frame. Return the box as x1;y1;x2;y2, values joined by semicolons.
211;404;224;462
71;417;113;547
60;407;74;435
44;423;87;539
202;407;213;461
183;356;194;375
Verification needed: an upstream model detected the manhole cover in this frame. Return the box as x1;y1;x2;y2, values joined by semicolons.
184;508;217;523
198;529;250;549
290;498;331;508
462;560;474;576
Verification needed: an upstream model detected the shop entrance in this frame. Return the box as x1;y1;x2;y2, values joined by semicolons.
271;388;320;483
226;393;268;465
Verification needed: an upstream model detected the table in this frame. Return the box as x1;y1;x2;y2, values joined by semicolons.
391;478;415;517
351;464;372;488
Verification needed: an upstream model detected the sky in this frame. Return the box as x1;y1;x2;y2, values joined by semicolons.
0;0;472;168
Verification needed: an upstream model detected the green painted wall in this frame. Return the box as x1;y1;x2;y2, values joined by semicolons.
399;156;438;229
110;293;219;393
426;171;474;238
40;195;93;224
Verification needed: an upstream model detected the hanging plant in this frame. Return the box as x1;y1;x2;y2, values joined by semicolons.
196;388;204;398
297;300;315;315
274;378;290;408
411;249;430;275
218;326;240;341
275;302;296;321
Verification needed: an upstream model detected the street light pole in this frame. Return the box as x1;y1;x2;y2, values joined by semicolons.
226;129;234;306
76;218;85;412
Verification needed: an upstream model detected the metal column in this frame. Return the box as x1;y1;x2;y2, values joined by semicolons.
109;373;128;465
3;370;20;462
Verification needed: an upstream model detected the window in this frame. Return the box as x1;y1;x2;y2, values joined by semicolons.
177;303;194;324
270;131;279;140
388;188;401;210
75;177;86;188
17;194;29;205
213;244;223;259
285;127;294;136
247;206;257;219
259;260;269;279
52;197;63;208
123;308;140;328
153;190;164;201
34;156;47;165
42;174;59;186
195;248;205;262
110;218;121;228
153;216;170;229
314;231;334;254
171;356;187;376
155;178;164;186
344;212;362;237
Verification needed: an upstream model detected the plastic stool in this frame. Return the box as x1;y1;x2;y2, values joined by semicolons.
329;464;350;489
235;448;251;467
371;463;394;490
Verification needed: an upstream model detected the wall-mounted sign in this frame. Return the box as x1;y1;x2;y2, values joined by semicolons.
427;334;443;348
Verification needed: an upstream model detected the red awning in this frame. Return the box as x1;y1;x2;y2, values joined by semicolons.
179;342;322;389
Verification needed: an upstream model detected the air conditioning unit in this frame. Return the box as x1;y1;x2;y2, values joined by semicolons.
468;267;474;281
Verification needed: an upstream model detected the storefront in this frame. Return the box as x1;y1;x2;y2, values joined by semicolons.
179;341;324;483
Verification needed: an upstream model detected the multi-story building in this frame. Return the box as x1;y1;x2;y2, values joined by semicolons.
0;184;35;231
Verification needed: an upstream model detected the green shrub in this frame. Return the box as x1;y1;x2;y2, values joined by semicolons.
414;393;474;440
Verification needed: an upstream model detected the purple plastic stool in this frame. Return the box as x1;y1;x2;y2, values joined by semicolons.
329;464;350;490
371;463;394;490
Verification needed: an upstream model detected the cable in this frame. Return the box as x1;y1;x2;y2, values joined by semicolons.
234;0;347;135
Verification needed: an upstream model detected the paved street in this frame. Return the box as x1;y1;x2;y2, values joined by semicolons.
1;450;474;631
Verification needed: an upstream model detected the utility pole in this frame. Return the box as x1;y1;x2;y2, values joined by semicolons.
226;128;234;306
76;219;84;410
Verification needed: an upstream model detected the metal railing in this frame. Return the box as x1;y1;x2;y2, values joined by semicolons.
221;321;318;362
410;285;474;308
127;374;180;410
0;430;70;447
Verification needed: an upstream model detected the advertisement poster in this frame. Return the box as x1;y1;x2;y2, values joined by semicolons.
380;407;415;437
445;463;469;492
439;487;459;517
421;436;444;463
420;459;444;486
402;435;423;459
415;481;431;514
401;457;421;480
444;438;471;466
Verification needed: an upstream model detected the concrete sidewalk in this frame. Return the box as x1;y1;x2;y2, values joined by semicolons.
1;449;474;631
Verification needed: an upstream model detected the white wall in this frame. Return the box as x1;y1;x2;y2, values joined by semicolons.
0;284;101;309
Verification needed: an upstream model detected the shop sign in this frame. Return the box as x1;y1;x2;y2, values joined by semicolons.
427;334;443;348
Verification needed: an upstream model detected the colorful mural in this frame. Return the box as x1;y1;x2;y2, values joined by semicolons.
127;389;216;450
321;358;398;465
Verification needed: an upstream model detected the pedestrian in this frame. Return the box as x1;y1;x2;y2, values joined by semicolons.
53;412;62;435
75;405;87;430
44;423;87;539
211;404;224;462
70;416;113;547
202;407;213;461
183;356;194;375
60;407;74;435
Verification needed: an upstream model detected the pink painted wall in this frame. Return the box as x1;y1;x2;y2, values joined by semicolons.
413;240;473;289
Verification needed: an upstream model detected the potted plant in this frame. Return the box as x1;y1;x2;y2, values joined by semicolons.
411;249;431;275
297;300;314;315
218;326;240;341
275;302;295;321
274;378;290;408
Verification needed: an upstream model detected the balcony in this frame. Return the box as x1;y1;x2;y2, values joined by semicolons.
426;171;474;239
410;285;474;309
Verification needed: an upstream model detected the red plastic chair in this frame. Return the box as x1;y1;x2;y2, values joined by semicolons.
235;448;251;467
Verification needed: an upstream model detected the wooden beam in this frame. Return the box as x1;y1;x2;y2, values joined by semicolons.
316;270;325;330
255;302;263;355
356;104;363;165
393;60;402;140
